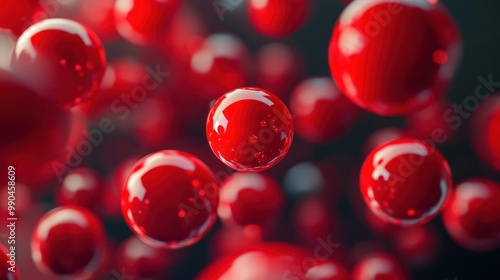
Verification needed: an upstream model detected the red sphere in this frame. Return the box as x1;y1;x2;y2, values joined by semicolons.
0;244;18;280
31;206;108;279
360;138;452;226
329;0;461;115
114;0;181;45
218;172;284;231
188;34;250;99
470;94;500;171
206;87;294;172
290;77;361;143
13;18;107;108
442;178;500;252
56;168;105;211
121;150;219;249
248;0;309;37
305;260;351;280
353;253;409;280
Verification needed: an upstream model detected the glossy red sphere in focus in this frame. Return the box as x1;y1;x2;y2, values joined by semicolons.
13;18;107;108
290;77;361;143
329;0;461;115
353;253;409;280
114;0;181;45
360;138;452;226
0;244;18;280
470;94;500;171
56;168;105;211
31;206;107;279
218;172;284;230
189;34;250;99
248;0;308;37
206;87;294;172
121;150;219;249
442;179;500;252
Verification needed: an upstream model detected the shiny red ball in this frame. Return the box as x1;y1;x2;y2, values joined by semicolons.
442;178;500;252
114;0;181;45
56;168;105;211
218;172;284;230
121;150;219;249
353;253;409;280
329;0;461;115
13;18;107;108
31;206;108;279
248;0;308;37
360;138;452;226
206;87;294;172
290;77;361;143
0;244;18;280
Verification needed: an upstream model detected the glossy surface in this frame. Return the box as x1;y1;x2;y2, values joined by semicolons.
206;87;294;172
31;206;107;279
353;253;409;280
329;0;461;115
189;34;250;99
290;77;361;143
442;179;500;252
218;172;284;230
0;244;18;280
360;138;452;226
248;0;308;37
56;168;105;211
13;19;107;108
470;94;500;170
121;150;219;249
114;0;181;45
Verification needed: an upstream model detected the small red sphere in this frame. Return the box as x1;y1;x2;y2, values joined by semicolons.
114;0;181;45
360;138;452;226
290;77;361;143
248;0;309;37
353;253;409;280
121;150;219;249
0;244;18;280
442;178;500;252
329;0;461;115
56;168;105;211
31;206;108;279
206;87;294;172
470;94;500;171
13;18;107;108
218;172;284;231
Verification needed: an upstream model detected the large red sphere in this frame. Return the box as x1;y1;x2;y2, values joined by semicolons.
329;0;461;115
207;87;294;172
360;138;452;226
121;150;219;249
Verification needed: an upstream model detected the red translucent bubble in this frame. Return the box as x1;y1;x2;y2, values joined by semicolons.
115;236;173;279
188;34;251;99
255;43;304;98
392;225;439;268
470;94;500;170
0;244;18;280
329;0;461;115
114;0;181;45
353;252;409;280
248;0;309;37
13;18;107;108
360;138;452;226
206;87;294;172
442;178;500;252
218;172;284;231
31;206;108;279
56;168;105;211
290;77;361;143
121;150;219;249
